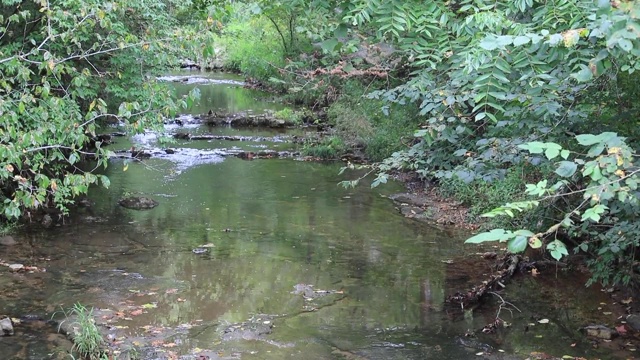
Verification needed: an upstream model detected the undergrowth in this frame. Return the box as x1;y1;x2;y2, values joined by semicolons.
326;80;422;161
57;303;105;360
438;164;546;229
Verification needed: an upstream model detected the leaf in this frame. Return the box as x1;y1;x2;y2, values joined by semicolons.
575;134;600;146
513;35;530;46
555;161;577;177
547;240;569;261
508;235;528;253
618;38;633;52
141;303;157;309
465;229;513;244
321;38;339;52
479;36;499;50
518;142;545;154
528;236;542;249
538;319;550;324
571;65;593;82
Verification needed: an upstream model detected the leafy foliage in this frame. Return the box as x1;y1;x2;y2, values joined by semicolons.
306;0;640;285
0;0;196;220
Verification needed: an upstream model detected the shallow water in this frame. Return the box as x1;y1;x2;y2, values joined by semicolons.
0;72;628;360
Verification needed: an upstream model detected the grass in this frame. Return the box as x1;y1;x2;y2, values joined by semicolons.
437;164;547;229
302;136;346;159
325;80;422;161
274;107;304;125
58;303;105;360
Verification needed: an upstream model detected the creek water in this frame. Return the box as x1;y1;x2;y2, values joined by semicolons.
0;72;628;359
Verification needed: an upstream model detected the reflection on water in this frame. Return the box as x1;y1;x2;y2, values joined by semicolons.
1;74;623;360
164;70;286;115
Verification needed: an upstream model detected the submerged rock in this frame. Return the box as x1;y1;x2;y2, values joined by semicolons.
0;236;16;246
192;247;208;254
0;317;14;336
118;196;159;210
583;325;617;340
626;314;640;331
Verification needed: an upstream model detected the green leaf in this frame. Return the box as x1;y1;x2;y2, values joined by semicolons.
575;134;600;146
618;38;633;52
572;65;593;82
479;36;499;51
513;35;530;46
546;240;569;261
560;149;570;159
465;229;513;244
508;235;528;253
529;237;543;249
555;161;577;177
320;38;339;52
518;142;545;154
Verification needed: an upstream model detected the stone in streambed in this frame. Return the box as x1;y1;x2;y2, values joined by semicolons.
0;317;14;336
118;196;159;210
0;236;16;246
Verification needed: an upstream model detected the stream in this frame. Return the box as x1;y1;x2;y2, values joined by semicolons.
0;71;631;360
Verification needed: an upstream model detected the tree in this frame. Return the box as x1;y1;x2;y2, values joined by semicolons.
0;0;197;220
327;0;640;285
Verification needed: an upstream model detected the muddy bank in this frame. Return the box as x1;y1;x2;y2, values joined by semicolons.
387;183;479;230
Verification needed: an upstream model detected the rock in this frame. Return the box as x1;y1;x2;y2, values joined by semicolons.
118;196;159;210
0;317;14;336
41;214;53;228
9;264;24;272
388;193;429;207
0;236;16;246
583;325;617;340
626;314;640;331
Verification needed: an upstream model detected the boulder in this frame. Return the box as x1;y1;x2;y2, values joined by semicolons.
118;196;159;210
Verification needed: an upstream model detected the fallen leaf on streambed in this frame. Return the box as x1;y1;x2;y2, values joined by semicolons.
621;297;633;305
603;311;612;315
151;340;164;346
616;325;628;335
200;243;215;248
166;288;179;294
538;319;550;324
177;298;186;302
163;342;177;348
130;309;143;316
531;268;539;277
146;292;158;296
141;303;157;309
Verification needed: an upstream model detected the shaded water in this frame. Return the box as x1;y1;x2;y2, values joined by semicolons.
0;72;626;359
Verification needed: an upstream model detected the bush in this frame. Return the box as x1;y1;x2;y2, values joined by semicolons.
302;136;346;159
326;81;422;161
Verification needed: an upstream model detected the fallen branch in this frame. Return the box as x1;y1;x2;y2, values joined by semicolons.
445;254;534;309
